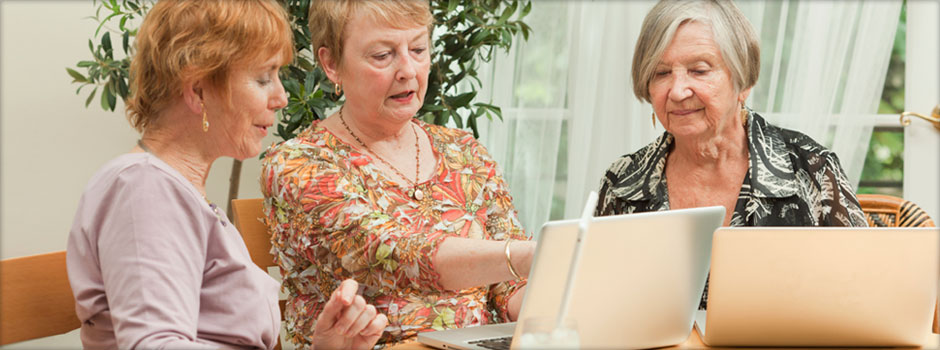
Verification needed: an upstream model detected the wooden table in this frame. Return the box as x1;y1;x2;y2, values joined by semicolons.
391;325;940;350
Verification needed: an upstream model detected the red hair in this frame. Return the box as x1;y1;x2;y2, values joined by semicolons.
126;0;294;132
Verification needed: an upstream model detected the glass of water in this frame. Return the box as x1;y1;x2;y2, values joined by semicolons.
516;317;580;349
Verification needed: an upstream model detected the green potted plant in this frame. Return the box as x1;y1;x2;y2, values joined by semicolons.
68;0;532;215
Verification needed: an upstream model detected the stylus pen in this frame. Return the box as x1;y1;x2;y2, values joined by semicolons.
556;190;598;331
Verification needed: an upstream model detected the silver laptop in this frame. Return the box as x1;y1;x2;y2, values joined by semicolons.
418;205;725;350
696;227;940;347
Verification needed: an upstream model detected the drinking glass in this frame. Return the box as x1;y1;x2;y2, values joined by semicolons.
516;317;579;349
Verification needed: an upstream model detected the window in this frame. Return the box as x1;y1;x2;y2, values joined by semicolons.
858;0;906;197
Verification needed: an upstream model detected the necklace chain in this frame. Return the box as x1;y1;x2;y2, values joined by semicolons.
339;108;422;193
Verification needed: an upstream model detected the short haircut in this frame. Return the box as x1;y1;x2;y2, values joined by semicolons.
126;0;294;133
308;0;434;67
632;0;760;103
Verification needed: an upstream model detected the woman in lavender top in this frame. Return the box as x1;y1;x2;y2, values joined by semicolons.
66;1;386;348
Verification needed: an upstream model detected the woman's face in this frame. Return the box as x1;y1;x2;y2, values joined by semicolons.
333;13;431;124
206;54;287;160
648;21;749;139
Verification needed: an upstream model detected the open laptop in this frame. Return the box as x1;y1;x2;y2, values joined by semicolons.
418;205;725;350
696;227;940;347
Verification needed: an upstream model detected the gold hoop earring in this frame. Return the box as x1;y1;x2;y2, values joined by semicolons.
334;82;342;95
202;102;209;132
651;112;657;127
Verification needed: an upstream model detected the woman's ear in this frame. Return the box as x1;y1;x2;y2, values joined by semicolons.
181;78;205;115
318;47;341;85
737;87;752;107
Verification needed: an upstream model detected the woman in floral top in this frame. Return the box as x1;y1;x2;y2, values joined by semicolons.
261;1;535;348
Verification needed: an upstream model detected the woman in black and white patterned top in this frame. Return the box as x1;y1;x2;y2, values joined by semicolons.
596;0;866;228
596;0;867;310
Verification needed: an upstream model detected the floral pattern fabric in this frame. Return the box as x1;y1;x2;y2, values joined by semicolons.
261;119;528;347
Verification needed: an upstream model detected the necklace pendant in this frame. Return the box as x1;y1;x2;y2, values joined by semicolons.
413;188;425;201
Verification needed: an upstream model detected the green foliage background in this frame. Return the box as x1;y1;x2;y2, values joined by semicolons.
67;0;533;141
67;0;532;213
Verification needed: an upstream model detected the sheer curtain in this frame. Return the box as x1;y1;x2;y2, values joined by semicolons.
475;1;571;235
740;1;901;187
476;0;900;234
563;1;660;219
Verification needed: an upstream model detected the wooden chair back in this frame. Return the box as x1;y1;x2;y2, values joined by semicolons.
232;198;277;271
231;198;286;349
0;251;81;345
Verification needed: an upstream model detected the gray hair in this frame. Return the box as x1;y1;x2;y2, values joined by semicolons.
631;0;760;103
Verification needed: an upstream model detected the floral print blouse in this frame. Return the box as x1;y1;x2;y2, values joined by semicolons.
261;119;529;347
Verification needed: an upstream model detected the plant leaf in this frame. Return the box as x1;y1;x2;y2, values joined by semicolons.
101;32;112;55
66;68;89;83
303;70;317;96
122;30;130;55
101;84;113;111
85;87;98;107
445;91;477;108
496;3;515;25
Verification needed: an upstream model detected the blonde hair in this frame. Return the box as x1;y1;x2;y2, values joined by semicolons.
126;0;294;132
632;0;760;103
308;0;433;67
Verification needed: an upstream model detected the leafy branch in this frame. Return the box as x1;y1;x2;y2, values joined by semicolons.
68;0;531;140
67;0;532;214
67;0;149;111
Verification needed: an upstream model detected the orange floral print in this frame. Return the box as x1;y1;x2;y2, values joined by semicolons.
261;120;529;348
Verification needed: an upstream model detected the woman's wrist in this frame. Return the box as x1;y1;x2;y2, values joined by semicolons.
504;239;524;282
508;240;534;279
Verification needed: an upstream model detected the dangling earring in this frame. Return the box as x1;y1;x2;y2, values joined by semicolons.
334;82;342;96
651;112;657;127
201;102;209;132
740;107;748;127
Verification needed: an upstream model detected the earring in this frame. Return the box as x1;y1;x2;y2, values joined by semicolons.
740;107;748;126
202;102;209;132
334;82;342;95
651;112;657;127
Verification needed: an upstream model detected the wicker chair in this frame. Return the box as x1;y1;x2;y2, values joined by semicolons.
857;194;935;228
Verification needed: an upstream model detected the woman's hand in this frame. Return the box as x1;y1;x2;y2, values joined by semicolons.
313;279;387;350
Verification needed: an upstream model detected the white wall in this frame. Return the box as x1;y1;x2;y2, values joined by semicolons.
0;0;274;260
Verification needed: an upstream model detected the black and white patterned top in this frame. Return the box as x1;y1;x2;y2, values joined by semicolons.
595;110;868;308
596;110;867;226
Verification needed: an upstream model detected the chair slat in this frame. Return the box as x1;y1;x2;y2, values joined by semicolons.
0;251;81;345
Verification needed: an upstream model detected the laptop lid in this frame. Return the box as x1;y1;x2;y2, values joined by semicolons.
417;206;724;350
702;227;940;347
509;206;724;349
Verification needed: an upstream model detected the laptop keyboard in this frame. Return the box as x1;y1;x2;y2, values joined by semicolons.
468;336;513;350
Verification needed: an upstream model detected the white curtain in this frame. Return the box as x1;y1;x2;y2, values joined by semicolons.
475;1;571;236
476;0;900;234
740;0;900;188
562;1;661;220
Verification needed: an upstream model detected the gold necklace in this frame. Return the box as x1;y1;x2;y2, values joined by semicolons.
338;108;425;200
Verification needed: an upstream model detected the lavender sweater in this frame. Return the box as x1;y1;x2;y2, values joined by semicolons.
67;153;280;349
